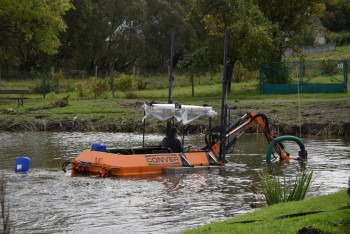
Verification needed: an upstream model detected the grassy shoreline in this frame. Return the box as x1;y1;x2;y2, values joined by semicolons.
0;95;349;135
182;190;350;234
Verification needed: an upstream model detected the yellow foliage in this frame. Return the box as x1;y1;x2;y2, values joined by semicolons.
115;73;136;91
201;14;225;36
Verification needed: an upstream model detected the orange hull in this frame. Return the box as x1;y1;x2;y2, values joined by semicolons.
71;149;220;177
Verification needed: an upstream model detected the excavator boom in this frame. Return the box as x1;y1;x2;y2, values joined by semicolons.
220;112;290;161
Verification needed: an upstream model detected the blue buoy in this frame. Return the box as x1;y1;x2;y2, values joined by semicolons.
91;143;106;152
14;157;31;173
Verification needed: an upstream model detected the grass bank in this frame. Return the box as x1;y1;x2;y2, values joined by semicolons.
0;94;349;135
182;190;350;234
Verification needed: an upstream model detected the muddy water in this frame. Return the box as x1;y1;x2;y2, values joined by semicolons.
0;132;349;234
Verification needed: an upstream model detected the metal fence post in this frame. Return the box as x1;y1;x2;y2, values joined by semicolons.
299;60;304;94
259;64;263;94
344;60;348;93
52;67;55;93
111;70;115;98
43;69;46;99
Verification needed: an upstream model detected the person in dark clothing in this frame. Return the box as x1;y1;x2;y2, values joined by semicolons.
160;127;183;153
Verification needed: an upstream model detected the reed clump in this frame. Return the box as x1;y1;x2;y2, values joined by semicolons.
1;174;11;234
259;170;313;206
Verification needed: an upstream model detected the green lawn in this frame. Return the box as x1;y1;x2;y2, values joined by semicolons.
286;44;350;61
182;190;350;234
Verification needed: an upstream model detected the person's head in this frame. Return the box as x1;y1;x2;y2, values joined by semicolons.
167;127;178;137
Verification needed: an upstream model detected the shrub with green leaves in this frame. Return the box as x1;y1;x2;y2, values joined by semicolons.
115;73;136;91
326;31;350;46
259;170;313;206
233;60;254;83
76;79;91;98
76;77;110;98
261;63;290;84
319;60;338;75
53;70;65;93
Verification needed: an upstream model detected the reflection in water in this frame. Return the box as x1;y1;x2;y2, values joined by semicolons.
0;132;349;233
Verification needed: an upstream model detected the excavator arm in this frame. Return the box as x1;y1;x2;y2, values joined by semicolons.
208;112;290;161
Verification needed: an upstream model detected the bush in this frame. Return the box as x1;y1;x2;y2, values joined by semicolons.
92;79;110;98
233;60;254;83
319;60;338;75
348;177;350;197
114;73;136;91
64;81;76;93
51;95;70;108
259;170;313;206
76;77;110;98
53;70;65;93
32;70;65;94
1;174;11;234
261;63;290;84
326;31;350;46
136;79;149;91
32;75;54;94
76;79;91;98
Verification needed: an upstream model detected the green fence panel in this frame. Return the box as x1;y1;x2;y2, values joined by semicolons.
260;60;348;94
302;84;346;93
260;84;299;94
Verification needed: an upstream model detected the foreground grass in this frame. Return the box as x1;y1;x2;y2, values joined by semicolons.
183;190;349;234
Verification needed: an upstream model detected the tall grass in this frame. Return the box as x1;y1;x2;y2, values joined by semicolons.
259;170;313;206
0;174;11;234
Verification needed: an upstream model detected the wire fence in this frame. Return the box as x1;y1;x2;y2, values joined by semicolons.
0;67;225;99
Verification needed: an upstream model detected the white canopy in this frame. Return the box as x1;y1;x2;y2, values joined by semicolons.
142;103;217;125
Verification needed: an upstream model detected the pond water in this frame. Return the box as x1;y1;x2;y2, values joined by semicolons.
0;132;349;233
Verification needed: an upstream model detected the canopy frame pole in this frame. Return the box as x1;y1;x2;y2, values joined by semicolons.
143;112;146;148
208;117;212;147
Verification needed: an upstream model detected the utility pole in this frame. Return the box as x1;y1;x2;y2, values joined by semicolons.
168;30;175;105
219;30;229;162
167;30;175;131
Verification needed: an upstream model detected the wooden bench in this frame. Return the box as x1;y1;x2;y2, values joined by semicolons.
0;89;30;106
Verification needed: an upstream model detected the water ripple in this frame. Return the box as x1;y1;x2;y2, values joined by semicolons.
0;132;349;233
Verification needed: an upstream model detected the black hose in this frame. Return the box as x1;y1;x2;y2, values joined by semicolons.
62;161;71;173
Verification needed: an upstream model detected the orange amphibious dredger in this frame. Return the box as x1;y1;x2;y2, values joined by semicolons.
66;32;303;177
66;103;292;177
